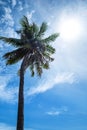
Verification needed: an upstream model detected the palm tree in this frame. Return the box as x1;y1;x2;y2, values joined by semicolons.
0;16;59;130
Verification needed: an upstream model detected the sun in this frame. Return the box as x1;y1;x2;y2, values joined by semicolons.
59;18;82;42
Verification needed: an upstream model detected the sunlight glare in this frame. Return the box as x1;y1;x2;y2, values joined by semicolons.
59;18;82;41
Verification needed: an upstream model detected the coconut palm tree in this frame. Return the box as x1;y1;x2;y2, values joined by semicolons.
0;16;59;130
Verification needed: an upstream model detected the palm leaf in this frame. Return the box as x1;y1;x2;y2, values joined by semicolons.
29;64;35;77
20;16;29;29
3;48;29;65
35;62;42;77
46;45;55;54
43;61;49;69
41;33;59;44
43;52;54;61
0;36;24;47
37;22;48;37
23;54;34;72
32;22;39;35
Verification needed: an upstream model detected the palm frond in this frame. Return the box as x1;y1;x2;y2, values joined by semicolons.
0;36;24;47
37;22;48;37
21;54;35;73
41;33;59;44
31;53;43;77
20;16;29;29
29;64;35;77
35;62;42;77
32;23;39;36
46;45;55;54
43;52;54;61
3;48;29;65
43;61;49;69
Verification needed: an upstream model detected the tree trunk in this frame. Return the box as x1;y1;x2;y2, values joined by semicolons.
16;65;24;130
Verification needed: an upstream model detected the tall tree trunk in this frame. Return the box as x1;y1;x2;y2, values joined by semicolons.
16;65;24;130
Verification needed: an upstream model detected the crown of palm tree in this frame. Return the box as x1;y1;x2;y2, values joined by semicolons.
0;16;59;76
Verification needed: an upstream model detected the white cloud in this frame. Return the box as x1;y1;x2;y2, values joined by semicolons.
0;123;15;130
46;106;68;116
1;7;14;27
0;76;17;103
46;111;61;116
4;27;18;37
26;10;35;21
27;72;75;96
0;123;36;130
18;1;23;11
4;7;12;13
12;0;16;8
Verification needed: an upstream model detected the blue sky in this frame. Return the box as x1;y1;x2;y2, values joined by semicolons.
0;0;87;130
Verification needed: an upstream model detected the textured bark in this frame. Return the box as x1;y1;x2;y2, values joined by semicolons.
16;64;24;130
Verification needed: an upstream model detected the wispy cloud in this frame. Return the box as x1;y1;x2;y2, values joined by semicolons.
0;76;17;103
0;123;35;130
3;27;18;38
0;7;17;38
1;7;14;27
27;72;76;96
12;0;16;8
46;111;61;116
26;10;35;21
46;106;68;116
18;1;23;11
0;123;15;130
0;1;6;5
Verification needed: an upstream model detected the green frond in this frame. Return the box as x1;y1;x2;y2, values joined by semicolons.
41;33;59;44
37;66;42;77
29;64;35;77
0;36;24;47
46;45;55;54
21;23;36;39
20;54;35;73
43;52;54;61
37;22;48;37
5;56;22;65
3;48;28;65
43;61;49;69
34;62;42;77
32;23;39;36
20;15;29;29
